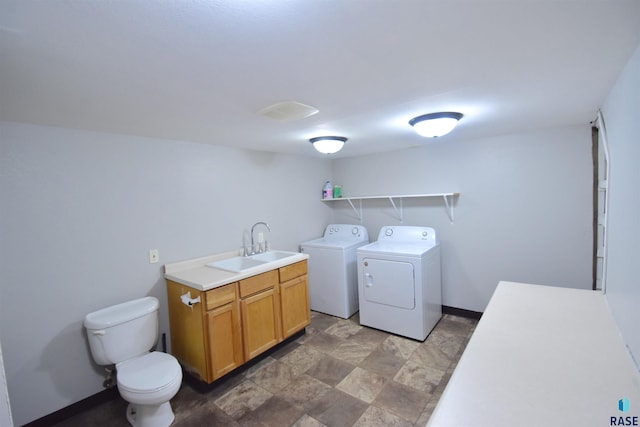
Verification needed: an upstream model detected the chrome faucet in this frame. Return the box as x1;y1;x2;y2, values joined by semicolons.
249;222;271;255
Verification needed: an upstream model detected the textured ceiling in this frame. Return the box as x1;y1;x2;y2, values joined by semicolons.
1;0;639;158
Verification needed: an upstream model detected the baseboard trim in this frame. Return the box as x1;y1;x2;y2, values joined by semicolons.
23;330;307;426
443;305;483;320
23;387;119;427
22;313;481;427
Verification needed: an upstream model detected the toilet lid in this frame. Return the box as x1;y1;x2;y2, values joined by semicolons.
117;352;181;393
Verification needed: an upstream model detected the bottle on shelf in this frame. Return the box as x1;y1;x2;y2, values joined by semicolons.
322;181;333;199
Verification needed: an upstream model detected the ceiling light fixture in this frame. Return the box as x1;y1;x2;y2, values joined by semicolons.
309;136;347;154
409;112;463;138
258;101;319;121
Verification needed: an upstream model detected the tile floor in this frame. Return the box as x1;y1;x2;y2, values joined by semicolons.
55;312;477;427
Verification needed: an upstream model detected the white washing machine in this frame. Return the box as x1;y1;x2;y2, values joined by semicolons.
357;226;442;341
301;224;369;318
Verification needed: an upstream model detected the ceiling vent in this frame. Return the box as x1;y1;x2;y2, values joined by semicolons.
258;101;319;121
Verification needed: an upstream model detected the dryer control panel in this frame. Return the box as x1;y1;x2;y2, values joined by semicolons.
377;226;438;245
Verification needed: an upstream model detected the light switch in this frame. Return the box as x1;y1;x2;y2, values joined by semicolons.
149;249;159;264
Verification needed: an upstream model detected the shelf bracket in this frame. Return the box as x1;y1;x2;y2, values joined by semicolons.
387;197;404;223
346;198;363;223
443;194;455;223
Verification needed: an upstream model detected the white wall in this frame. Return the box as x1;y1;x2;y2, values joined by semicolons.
0;122;332;426
331;126;594;312
601;44;640;369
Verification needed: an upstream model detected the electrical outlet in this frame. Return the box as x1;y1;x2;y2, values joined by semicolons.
149;249;159;264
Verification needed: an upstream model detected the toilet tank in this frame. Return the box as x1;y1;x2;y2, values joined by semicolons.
84;297;159;365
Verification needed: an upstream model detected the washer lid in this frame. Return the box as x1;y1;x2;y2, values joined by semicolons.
302;237;368;250
117;352;181;393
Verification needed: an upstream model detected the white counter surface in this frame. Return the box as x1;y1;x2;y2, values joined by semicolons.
164;250;309;291
427;281;640;427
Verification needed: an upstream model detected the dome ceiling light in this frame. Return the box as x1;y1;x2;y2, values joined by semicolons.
409;112;463;138
309;136;347;154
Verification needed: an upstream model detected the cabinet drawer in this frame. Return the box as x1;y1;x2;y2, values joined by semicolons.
279;260;308;282
239;270;278;298
206;283;237;311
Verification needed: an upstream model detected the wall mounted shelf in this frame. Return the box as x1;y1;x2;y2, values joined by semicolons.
321;192;460;224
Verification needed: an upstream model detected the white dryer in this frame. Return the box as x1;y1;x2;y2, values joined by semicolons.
357;226;442;341
301;224;369;318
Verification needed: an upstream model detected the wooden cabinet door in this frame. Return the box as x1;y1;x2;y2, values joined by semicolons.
280;275;311;338
205;301;243;381
240;288;282;360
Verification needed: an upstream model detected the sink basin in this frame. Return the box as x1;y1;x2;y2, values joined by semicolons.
251;250;298;262
207;256;266;273
207;251;299;273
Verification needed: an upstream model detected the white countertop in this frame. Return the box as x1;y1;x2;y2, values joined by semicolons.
427;281;640;427
164;250;309;291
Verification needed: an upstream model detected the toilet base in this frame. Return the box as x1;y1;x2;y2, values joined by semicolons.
126;402;175;427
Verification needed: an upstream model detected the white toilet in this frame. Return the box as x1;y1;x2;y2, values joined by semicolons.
84;296;182;427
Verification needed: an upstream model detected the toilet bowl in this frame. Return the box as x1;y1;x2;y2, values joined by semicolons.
84;297;182;427
117;351;182;427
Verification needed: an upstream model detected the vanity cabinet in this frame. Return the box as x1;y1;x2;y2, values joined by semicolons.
166;259;310;384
